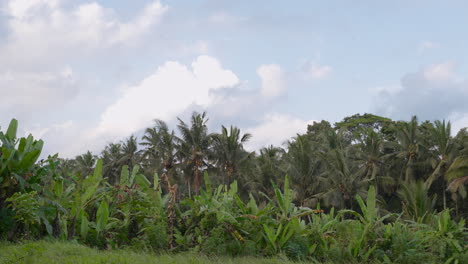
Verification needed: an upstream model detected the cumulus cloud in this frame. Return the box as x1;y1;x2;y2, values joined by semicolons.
0;67;78;111
0;0;168;66
257;64;286;98
94;55;240;139
0;0;168;116
423;61;457;82
372;62;468;131
245;113;314;150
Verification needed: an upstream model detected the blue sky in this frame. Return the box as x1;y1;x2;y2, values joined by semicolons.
1;0;468;157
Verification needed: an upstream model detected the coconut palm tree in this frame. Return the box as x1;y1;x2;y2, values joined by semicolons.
394;116;422;182
445;128;468;217
140;120;176;176
425;120;454;209
74;151;96;177
212;125;252;185
349;128;395;194
248;145;285;200
176;112;213;195
398;181;436;222
317;147;369;210
101;143;123;185
284;134;321;206
120;135;140;169
315;130;369;210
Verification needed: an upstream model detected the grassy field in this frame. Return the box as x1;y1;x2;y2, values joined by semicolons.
0;241;301;264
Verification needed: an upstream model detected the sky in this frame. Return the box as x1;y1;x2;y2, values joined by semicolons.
1;0;468;158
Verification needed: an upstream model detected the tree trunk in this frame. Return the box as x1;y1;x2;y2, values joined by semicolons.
68;216;76;240
443;181;447;210
52;210;61;238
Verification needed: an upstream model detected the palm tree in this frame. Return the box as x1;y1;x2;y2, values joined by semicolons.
316;130;369;210
249;145;285;200
350;128;395;194
285;134;321;206
398;181;436;222
394;116;422;182
445;128;468;216
74;151;96;177
212;125;252;185
120;135;140;169
317;147;369;210
176;112;213;195
140;120;176;175
101;143;123;185
425;120;454;209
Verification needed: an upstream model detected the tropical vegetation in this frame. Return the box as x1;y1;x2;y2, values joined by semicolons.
0;113;467;263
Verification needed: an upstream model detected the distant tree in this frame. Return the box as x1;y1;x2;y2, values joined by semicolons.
212;125;252;185
285;134;321;206
120;135;140;169
140;120;176;176
176;112;213;195
75;151;97;177
101;143;123;185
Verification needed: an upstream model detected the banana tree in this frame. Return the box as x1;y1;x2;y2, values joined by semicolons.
0;119;44;201
59;159;104;239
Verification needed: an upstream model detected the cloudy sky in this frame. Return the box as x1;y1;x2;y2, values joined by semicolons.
1;0;468;157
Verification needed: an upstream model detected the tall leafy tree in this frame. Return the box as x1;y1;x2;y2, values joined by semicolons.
349;128;395;194
425;120;454;209
285;134;321;206
394;116;422;182
212;125;252;185
176;112;213;195
100;143;123;185
120;135;140;169
140;120;176;176
75;151;97;177
316;130;368;209
248;145;285;200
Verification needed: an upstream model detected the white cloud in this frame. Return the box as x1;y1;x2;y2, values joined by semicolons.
24;120;73;139
372;61;468;122
0;0;168;66
0;67;78;110
94;55;240;139
423;61;456;82
245;113;314;150
0;0;168;116
257;64;286;98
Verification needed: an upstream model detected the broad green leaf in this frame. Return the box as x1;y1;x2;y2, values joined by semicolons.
366;185;376;221
17;149;41;171
80;210;89;239
120;165;129;186
129;165;139;185
6;119;18;141
135;174;150;189
96;201;109;234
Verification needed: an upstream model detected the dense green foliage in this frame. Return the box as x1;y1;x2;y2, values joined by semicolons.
0;113;467;262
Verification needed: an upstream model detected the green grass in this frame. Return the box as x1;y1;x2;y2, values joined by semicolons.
0;241;300;264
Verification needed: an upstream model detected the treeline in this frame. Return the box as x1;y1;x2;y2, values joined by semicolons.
61;113;467;217
0;114;467;262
